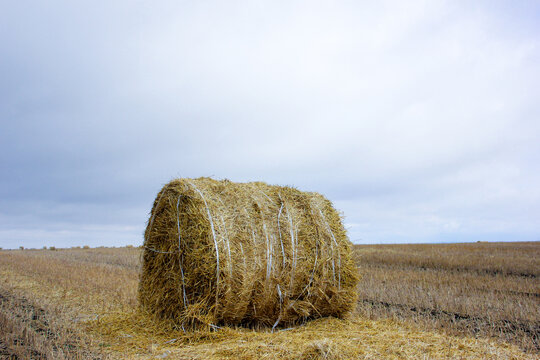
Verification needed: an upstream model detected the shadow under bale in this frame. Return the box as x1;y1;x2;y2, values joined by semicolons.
139;178;358;330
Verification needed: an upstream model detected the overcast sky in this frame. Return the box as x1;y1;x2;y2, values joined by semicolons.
1;1;539;249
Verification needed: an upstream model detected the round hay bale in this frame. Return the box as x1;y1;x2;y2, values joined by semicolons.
139;178;358;329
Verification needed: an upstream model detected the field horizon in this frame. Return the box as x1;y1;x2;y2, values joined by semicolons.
4;239;539;251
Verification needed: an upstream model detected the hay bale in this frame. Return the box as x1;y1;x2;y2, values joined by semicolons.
139;178;358;329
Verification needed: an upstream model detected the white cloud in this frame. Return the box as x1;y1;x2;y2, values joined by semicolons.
0;0;539;248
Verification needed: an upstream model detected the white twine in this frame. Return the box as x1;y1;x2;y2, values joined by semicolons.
272;284;283;332
176;195;188;309
317;208;342;289
243;208;258;246
247;195;264;272
242;207;258;272
264;223;272;281
290;238;318;306
188;181;220;300
240;242;246;270
220;215;233;277
306;241;318;294
288;207;321;310
331;245;336;285
308;206;335;289
311;207;336;286
251;229;257;245
259;190;272;202
286;207;297;289
277;197;285;268
143;246;177;254
258;189;274;279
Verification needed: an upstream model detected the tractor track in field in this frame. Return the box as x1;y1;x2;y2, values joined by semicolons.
0;289;102;360
359;298;540;353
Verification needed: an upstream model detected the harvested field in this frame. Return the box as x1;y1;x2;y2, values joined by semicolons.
355;242;540;353
0;242;538;359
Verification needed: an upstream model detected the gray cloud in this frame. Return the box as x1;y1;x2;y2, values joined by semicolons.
1;0;539;248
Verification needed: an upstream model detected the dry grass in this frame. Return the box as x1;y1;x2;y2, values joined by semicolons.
0;249;138;314
355;242;540;352
0;243;538;359
354;242;539;277
0;285;105;359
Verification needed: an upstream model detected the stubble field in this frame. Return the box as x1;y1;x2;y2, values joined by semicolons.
0;242;538;359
